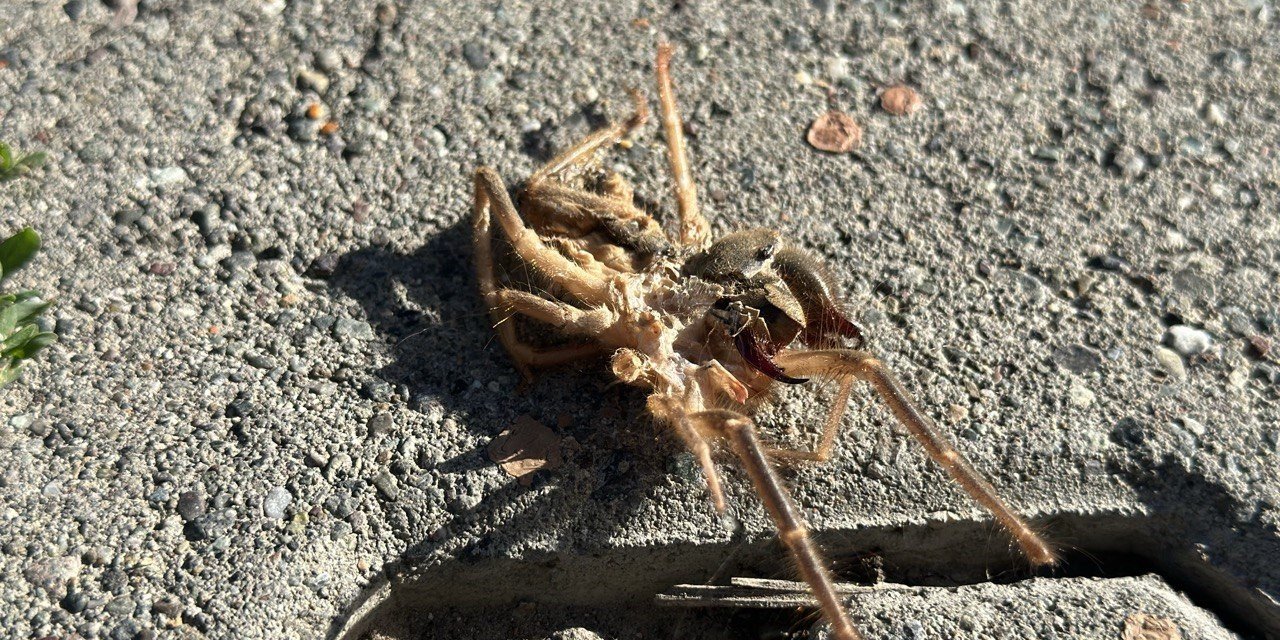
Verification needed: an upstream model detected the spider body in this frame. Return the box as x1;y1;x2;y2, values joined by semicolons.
472;44;1056;640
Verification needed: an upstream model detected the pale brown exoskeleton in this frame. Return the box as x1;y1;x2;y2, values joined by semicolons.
471;44;1058;640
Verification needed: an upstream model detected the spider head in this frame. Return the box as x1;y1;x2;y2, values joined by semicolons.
685;228;805;341
681;228;782;283
687;228;865;381
687;229;810;383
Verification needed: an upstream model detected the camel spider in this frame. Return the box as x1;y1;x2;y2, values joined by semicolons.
471;43;1058;640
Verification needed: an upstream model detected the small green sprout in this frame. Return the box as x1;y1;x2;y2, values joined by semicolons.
0;227;57;387
0;142;48;182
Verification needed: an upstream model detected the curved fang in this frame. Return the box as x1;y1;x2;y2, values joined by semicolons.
734;331;808;384
803;307;866;349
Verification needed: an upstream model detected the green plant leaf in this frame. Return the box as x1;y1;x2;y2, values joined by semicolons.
0;227;41;278
0;363;21;387
0;143;11;171
5;330;55;359
2;323;38;354
0;297;49;336
17;152;48;169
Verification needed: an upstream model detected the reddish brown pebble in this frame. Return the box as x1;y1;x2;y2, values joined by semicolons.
806;111;862;153
319;120;339;135
1122;613;1182;640
1247;335;1270;359
305;103;322;119
487;415;563;485
148;262;175;276
881;85;921;116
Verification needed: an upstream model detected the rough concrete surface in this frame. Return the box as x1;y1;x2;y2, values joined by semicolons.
1;1;1277;639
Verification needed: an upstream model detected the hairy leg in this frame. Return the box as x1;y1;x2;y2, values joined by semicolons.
601;171;635;203
473;169;619;377
690;410;862;640
474;167;610;306
519;92;670;261
773;348;1059;567
526;90;649;190
483;290;611;379
523;182;669;257
656;43;711;249
766;377;854;464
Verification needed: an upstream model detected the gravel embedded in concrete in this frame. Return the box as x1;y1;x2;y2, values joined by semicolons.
1;1;1277;639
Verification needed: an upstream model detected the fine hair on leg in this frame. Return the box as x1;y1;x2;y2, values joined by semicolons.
526;90;649;190
690;410;864;640
655;43;711;249
773;348;1060;567
473;167;610;306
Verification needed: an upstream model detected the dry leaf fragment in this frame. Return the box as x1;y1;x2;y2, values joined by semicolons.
1122;613;1182;640
488;415;563;485
881;85;922;116
806;111;862;153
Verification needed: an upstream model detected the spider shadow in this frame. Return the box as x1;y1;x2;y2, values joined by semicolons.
327;219;708;583
1100;451;1280;638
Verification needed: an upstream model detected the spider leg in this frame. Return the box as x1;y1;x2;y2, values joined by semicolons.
656;43;712;249
518;91;671;259
689;409;863;640
526;90;649;190
483;288;614;378
473;169;621;378
765;377;854;464
473;167;610;306
523;183;670;258
600;171;635;203
772;348;1060;567
675;414;726;512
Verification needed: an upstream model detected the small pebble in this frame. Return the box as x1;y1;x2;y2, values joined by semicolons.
1180;417;1206;437
880;85;921;116
307;253;340;278
263;486;292;519
1116;147;1147;177
105;595;135;616
333;318;374;341
245;353;276;369
1165;325;1213;356
149;167;187;186
1052;344;1102;375
462;41;491;70
806;111;862;153
1068;385;1096;407
151;599;183;618
61;591;90;614
1155;347;1186;380
372;472;400;501
1246;335;1270;359
1203;102;1227;126
325;453;352;481
177;491;205;521
550;628;606;640
63;0;85;21
367;412;393;436
315;49;343;73
297;68;330;93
